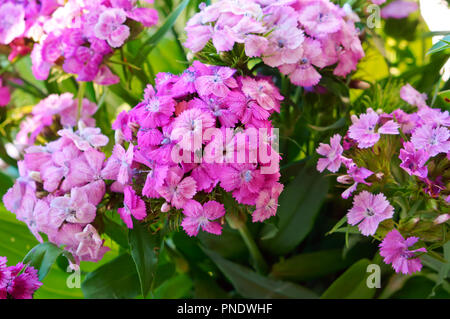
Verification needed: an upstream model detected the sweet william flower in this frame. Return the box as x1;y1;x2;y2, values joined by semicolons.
0;257;11;290
74;224;105;260
181;200;226;236
58;121;109;151
156;167;197;209
253;183;284;222
411;125;450;157
400;84;428;109
379;229;427;275
194;66;238;98
101;143;134;186
347;191;394;236
1;263;41;299
316;134;344;173
94;8;130;48
118;185;147;228
399;142;429;179
0;3;26;44
49;187;97;228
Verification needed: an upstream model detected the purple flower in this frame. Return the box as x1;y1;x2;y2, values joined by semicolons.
411;125;450;157
316;134;344;173
181;200;226;236
347;191;394;236
379;229;427;275
399;142;429;179
348;109;399;148
118;186;147;228
94;8;130;48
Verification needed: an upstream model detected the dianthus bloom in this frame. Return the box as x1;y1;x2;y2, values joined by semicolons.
185;0;364;87
26;0;158;83
0;257;42;299
3;100;113;264
347;191;394;236
379;229;426;275
316;83;449;276
112;61;283;237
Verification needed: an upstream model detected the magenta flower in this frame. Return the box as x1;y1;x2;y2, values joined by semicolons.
0;257;11;290
411;125;450;157
135;85;175;128
1;263;41;299
0;78;10;107
156;167;197;209
347;191;395;236
399;142;429;179
101;144;134;185
316;134;344;173
379;229;427;275
0;3;25;44
49;187;97;228
112;111;135;142
181;200;226;236
195;66;238;98
338;159;374;199
348;109;399;148
94;8;130;48
118;185;147;228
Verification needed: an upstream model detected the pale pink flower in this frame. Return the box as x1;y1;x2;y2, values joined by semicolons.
94;8;130;48
316;134;344;173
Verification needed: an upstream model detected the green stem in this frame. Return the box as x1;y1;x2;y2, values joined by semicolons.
76;82;86;123
237;223;268;275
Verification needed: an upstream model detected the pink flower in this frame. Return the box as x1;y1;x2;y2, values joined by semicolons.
181;200;226;236
58;121;109;151
347;191;394;236
156;167;197;209
298;1;342;37
94;8;130;48
67;148;105;190
338;159;374;199
411;125;450;157
316;134;344;173
399;142;429;179
118;185;147;228
381;1;418;19
101;144;134;185
49;187;97;228
379;229;427;274
400;84;428;109
195;66;238;98
241;77;283;112
348;109;399;148
74;224;106;260
253;182;284;222
0;3;26;44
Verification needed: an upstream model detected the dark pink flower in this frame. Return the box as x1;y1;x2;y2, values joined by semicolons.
118;185;147;228
181;200;225;236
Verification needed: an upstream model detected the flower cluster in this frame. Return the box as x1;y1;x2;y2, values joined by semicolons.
0;256;41;299
112;61;284;236
184;0;364;87
316;83;449;274
3;118;112;264
16;93;98;146
0;0;159;84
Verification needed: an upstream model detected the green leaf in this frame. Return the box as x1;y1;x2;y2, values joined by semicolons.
128;220;159;297
23;242;65;281
153;274;193;299
136;0;191;65
260;165;329;255
321;259;376;299
308;117;346;132
270;249;357;282
0;171;13;197
81;253;140;299
103;214;129;248
427;35;450;55
202;247;318;299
